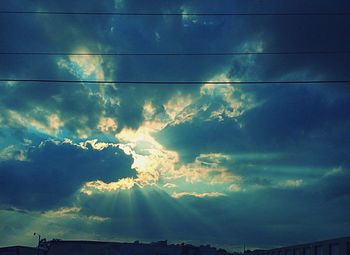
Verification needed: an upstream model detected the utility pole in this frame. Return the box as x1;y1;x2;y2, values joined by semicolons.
34;232;41;255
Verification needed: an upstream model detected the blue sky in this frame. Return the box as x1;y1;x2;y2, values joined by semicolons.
1;0;350;251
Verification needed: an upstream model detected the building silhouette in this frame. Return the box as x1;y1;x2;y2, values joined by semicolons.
1;236;350;255
247;236;350;255
0;246;41;255
0;240;224;255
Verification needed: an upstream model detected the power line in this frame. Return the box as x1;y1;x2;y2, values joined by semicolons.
1;79;349;85
1;50;350;57
1;10;350;16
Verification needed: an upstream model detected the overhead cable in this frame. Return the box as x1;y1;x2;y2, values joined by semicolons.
0;79;349;85
1;10;350;16
1;50;350;56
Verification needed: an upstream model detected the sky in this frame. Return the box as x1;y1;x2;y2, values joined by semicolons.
1;0;350;251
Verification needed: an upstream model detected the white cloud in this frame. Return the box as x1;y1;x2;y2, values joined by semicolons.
171;191;226;199
228;183;242;192
98;117;118;132
171;153;241;185
0;145;27;161
164;92;193;123
7;110;63;137
57;47;105;80
324;166;343;177
115;125;179;188
81;178;136;194
278;179;303;188
200;74;256;120
44;207;108;222
163;183;177;189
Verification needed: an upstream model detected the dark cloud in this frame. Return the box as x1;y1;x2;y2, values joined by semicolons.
0;140;134;210
156;118;243;163
2;0;349;136
0;0;202;135
158;84;350;164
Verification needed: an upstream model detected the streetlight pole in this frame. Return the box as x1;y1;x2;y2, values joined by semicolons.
33;233;41;255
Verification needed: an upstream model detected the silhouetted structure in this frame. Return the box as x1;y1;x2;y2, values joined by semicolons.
0;246;44;255
247;236;350;255
1;236;350;255
38;240;218;255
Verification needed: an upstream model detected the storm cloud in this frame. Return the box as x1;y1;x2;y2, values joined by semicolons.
0;140;134;210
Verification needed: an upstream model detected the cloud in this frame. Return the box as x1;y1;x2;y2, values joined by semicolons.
172;153;241;185
159;83;350;163
171;191;225;199
0;145;27;161
277;179;303;189
163;183;177;189
81;178;136;194
318;167;350;200
228;184;242;192
57;49;105;80
0;139;134;210
0;83;110;139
